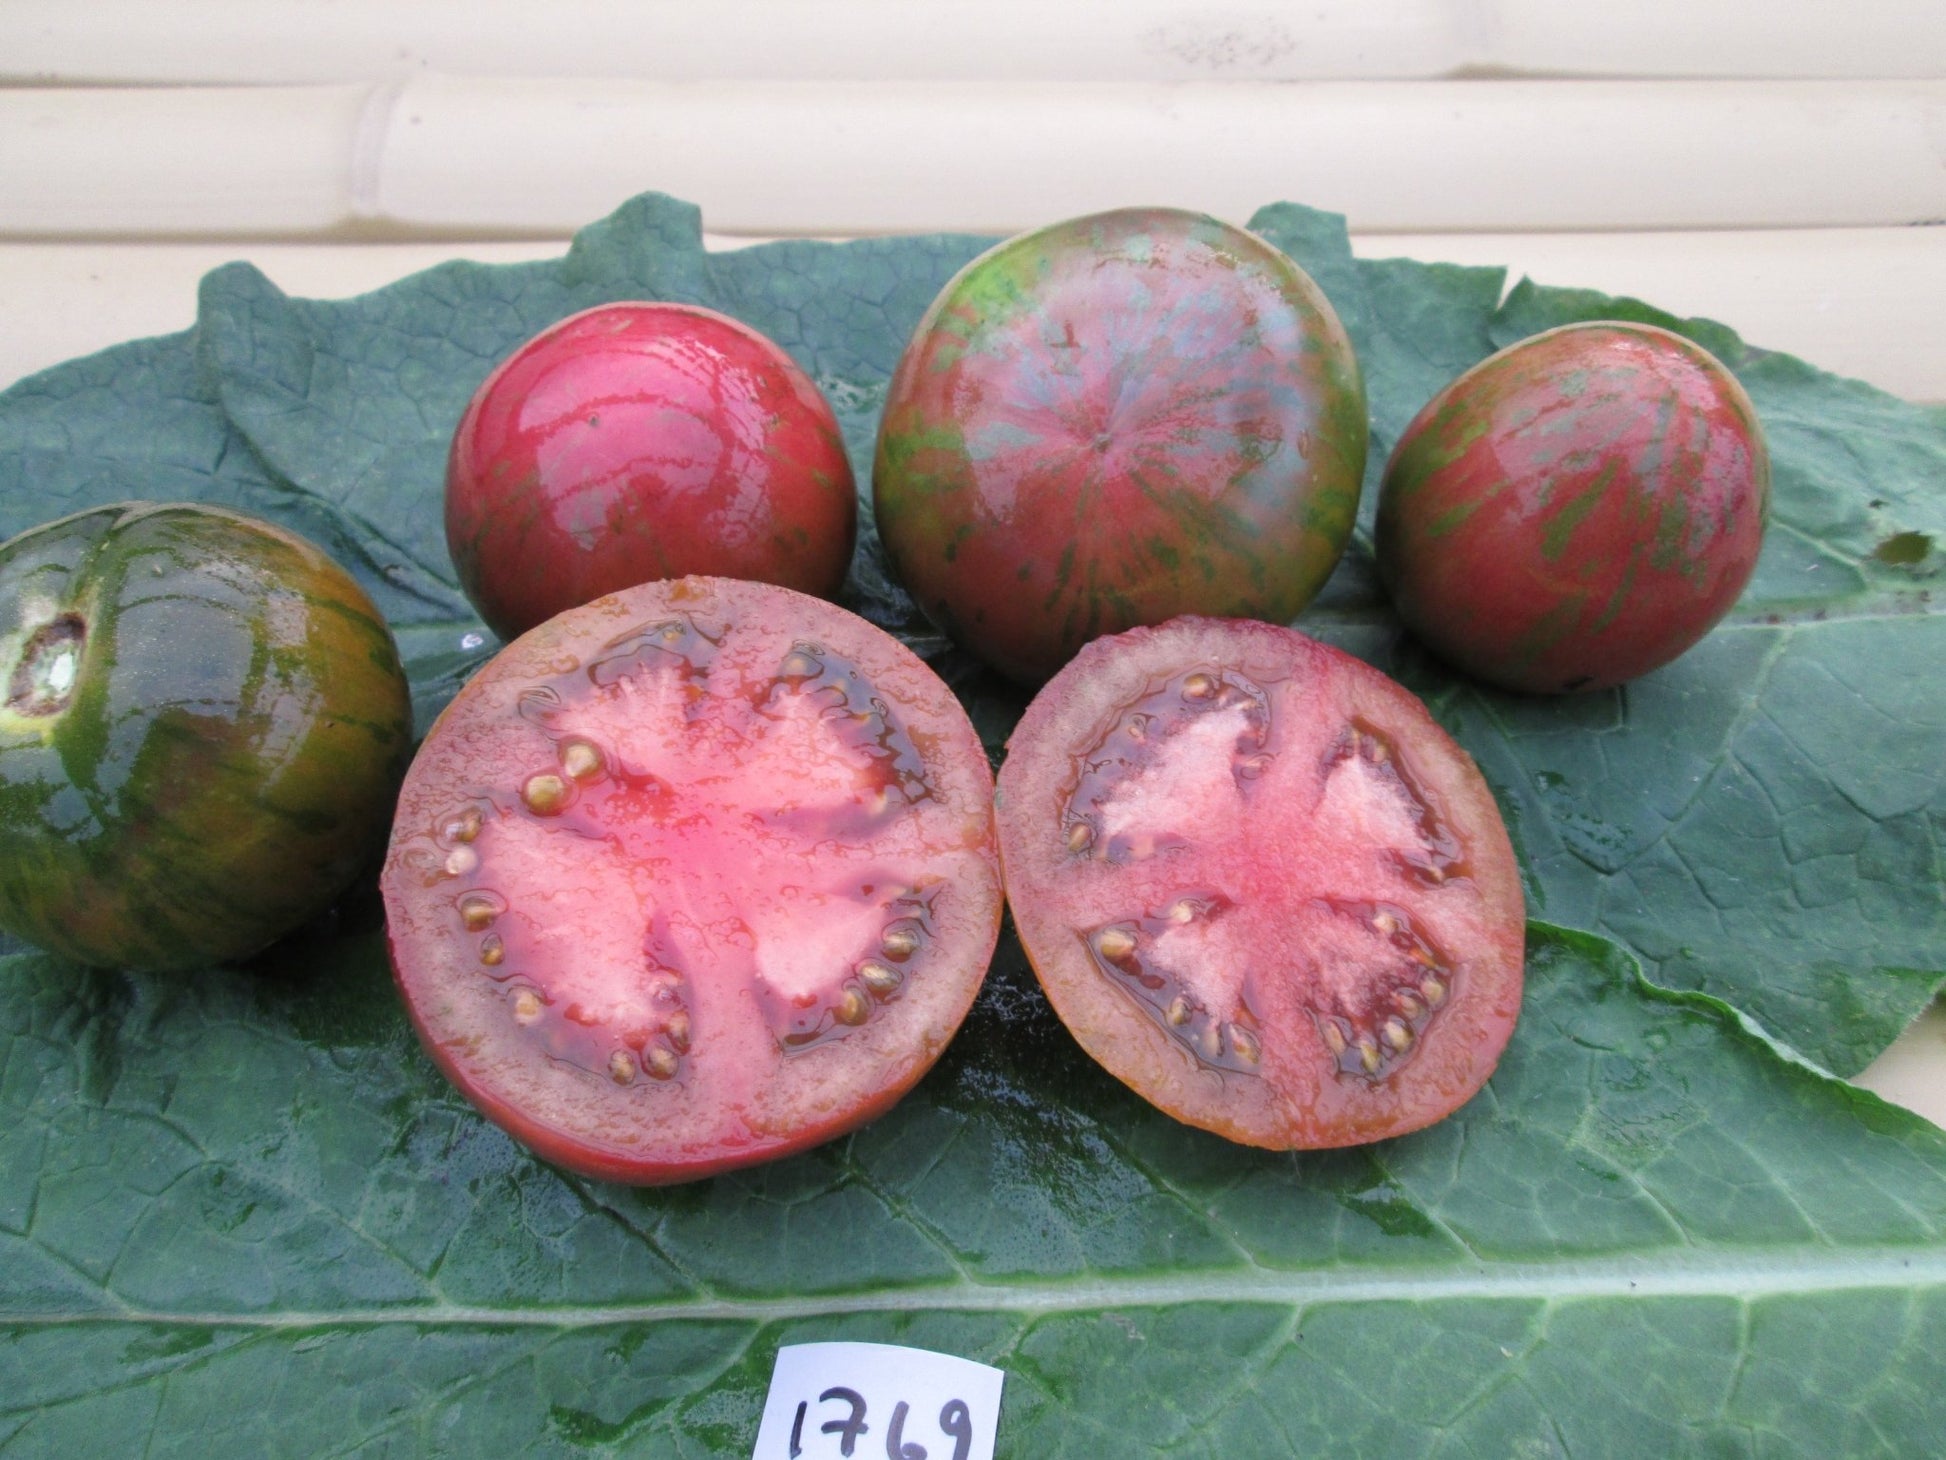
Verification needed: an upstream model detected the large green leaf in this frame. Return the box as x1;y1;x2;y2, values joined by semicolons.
1;193;1943;1452
4;926;1943;1453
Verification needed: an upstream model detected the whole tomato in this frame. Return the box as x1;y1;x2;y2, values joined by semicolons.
1375;321;1770;693
0;502;413;970
446;302;857;641
872;207;1368;683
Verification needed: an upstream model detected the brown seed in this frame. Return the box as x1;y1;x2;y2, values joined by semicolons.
479;933;505;967
1094;927;1136;961
444;845;480;877
665;1011;692;1051
522;772;571;815
646;1045;681;1080
1421;976;1448;1008
1321;1021;1348;1056
858;961;903;996
1182;672;1217;701
1230;1025;1261;1066
1066;820;1095;854
560;739;604;781
609;1050;638;1084
1357;1035;1383;1074
1165;996;1191;1027
1382;1018;1413;1052
880;927;920;959
512;989;544;1024
458;893;502;931
836;987;871;1026
442;807;481;843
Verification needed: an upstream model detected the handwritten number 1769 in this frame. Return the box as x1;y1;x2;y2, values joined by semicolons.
787;1389;974;1459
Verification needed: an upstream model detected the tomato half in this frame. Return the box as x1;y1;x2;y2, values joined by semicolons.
446;302;857;642
380;577;1002;1184
995;617;1524;1150
872;207;1367;684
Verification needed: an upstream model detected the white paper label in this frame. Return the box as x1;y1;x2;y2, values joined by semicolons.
751;1342;1005;1460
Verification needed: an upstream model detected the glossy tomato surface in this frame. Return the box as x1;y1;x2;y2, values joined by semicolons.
446;302;857;642
381;577;1003;1184
996;616;1524;1150
0;501;413;970
873;207;1367;684
1375;321;1770;694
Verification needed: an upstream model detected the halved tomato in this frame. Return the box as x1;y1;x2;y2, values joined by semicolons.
995;617;1524;1150
380;577;1002;1184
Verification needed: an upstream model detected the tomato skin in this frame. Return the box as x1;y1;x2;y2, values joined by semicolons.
873;207;1367;684
381;576;1002;1185
1375;321;1769;694
446;303;857;642
0;502;413;970
995;616;1524;1150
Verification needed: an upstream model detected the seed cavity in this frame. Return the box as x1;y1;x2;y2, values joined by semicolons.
1063;668;1273;863
1333;721;1469;887
1309;899;1456;1083
1084;893;1259;1075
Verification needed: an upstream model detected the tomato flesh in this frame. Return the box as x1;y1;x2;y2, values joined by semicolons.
381;577;1001;1184
996;617;1524;1150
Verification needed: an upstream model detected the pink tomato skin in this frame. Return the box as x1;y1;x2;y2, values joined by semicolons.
445;302;856;641
1375;321;1769;694
873;208;1367;684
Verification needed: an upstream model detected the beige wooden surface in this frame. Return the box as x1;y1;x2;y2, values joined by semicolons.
1;0;1941;1118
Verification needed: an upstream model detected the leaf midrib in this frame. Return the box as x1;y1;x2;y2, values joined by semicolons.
9;1245;1945;1329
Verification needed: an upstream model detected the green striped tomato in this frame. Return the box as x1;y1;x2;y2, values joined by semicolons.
1375;321;1770;694
0;502;413;970
873;207;1368;684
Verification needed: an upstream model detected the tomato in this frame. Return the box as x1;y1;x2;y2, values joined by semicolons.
1375;321;1770;694
872;207;1367;684
994;616;1524;1150
445;302;857;642
0;502;413;970
380;576;1003;1184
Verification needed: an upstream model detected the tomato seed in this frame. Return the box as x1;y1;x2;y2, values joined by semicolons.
1381;1018;1413;1051
665;1011;691;1052
609;1050;638;1084
1372;910;1399;936
1165;996;1191;1026
1065;820;1094;854
646;1046;681;1081
836;988;871;1026
458;892;503;931
442;807;481;843
1420;976;1447;1008
512;989;543;1024
1395;990;1425;1018
479;933;505;967
1230;1025;1261;1065
1356;1036;1383;1074
880;927;920;959
521;772;571;815
1181;672;1216;701
559;739;604;781
1095;927;1137;960
444;845;479;877
1320;1022;1349;1056
859;961;902;996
